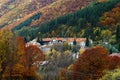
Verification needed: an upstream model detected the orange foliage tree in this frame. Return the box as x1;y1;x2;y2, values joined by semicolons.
108;55;120;70
16;36;26;56
73;46;109;80
19;45;45;78
100;3;120;27
1;34;45;79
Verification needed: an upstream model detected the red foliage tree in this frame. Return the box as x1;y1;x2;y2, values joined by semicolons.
19;45;45;78
73;46;109;80
108;55;120;70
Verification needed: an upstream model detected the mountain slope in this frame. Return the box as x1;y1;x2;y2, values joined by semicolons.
31;0;93;26
0;0;27;17
1;0;93;29
0;0;57;27
14;0;120;40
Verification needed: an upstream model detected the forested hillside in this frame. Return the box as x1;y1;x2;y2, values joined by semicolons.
30;0;93;26
15;0;120;41
0;0;120;80
1;0;93;29
0;0;57;27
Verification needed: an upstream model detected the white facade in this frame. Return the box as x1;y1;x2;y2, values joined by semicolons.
26;39;41;47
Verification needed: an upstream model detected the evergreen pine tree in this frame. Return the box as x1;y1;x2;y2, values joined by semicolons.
116;25;120;51
116;25;120;43
85;37;89;47
73;39;77;46
37;32;43;45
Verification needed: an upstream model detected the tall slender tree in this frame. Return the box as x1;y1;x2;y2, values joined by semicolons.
116;25;120;43
116;25;120;51
0;29;17;79
85;37;90;47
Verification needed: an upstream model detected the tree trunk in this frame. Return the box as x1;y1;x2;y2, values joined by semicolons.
0;63;7;80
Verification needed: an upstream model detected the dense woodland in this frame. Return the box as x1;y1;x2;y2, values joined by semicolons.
0;29;120;80
15;0;120;51
0;29;45;80
0;0;120;80
0;0;92;28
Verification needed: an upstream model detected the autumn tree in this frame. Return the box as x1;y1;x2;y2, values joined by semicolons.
73;46;109;80
100;3;120;27
20;45;45;79
1;34;28;80
108;55;120;70
100;69;120;80
0;30;45;79
16;36;26;56
0;29;18;79
93;27;101;40
101;30;112;43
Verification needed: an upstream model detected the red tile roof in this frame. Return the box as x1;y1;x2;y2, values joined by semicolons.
42;38;86;42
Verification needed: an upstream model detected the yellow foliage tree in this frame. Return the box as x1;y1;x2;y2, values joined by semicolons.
0;28;17;79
